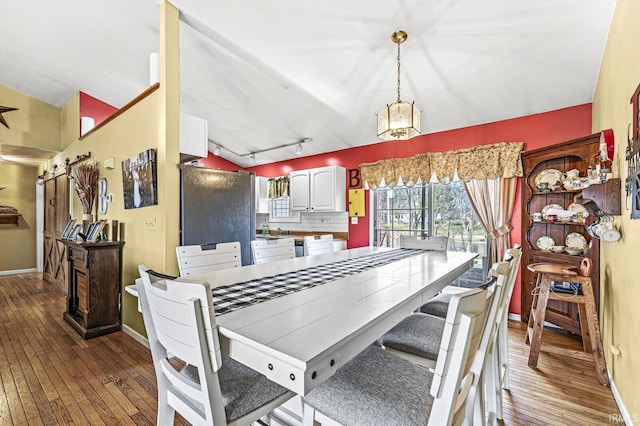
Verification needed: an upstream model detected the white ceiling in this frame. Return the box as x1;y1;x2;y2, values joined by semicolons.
0;1;615;167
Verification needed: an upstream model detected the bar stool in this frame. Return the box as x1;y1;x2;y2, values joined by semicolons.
525;258;609;385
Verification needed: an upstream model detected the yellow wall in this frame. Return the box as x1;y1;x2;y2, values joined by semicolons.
0;84;62;151
0;84;62;272
592;0;640;418
48;1;181;337
0;163;39;271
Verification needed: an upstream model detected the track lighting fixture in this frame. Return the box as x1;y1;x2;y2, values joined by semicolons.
213;138;313;162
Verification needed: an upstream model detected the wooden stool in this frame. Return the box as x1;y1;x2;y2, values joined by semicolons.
525;258;609;385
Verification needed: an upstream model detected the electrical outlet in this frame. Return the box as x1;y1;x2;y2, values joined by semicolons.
144;218;156;231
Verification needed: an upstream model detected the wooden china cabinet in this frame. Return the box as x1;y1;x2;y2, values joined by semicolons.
520;133;621;333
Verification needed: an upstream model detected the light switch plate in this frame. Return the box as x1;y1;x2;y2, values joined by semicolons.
351;217;358;224
144;218;157;231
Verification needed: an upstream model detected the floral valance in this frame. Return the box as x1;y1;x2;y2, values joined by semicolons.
360;142;523;189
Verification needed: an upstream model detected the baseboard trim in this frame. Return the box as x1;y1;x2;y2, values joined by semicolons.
508;313;521;321
0;268;38;276
609;374;635;425
122;324;149;349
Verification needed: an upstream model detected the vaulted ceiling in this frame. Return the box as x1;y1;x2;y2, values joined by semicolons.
0;1;615;167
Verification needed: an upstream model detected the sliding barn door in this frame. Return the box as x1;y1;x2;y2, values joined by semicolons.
43;172;69;293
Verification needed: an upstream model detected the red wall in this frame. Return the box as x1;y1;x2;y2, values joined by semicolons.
79;92;118;129
198;103;593;314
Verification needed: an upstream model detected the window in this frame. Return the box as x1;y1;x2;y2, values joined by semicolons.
269;198;301;223
373;181;489;287
271;198;290;218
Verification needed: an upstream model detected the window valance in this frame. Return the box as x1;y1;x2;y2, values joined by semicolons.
268;176;289;198
360;142;524;189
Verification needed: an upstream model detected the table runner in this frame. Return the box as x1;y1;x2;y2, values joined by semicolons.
213;248;425;315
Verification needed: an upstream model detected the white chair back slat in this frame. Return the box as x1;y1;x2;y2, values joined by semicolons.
303;235;334;256
251;238;295;264
400;235;448;251
176;242;241;276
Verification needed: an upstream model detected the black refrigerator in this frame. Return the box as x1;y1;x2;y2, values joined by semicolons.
180;165;256;265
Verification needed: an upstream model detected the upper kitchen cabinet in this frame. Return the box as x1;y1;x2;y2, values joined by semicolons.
180;112;208;162
255;176;270;214
290;166;346;212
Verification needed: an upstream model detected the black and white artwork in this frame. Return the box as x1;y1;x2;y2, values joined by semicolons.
122;149;157;209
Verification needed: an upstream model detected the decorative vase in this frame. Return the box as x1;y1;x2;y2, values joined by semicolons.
82;213;93;234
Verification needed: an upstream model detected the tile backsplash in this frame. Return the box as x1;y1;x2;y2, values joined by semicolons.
258;212;348;233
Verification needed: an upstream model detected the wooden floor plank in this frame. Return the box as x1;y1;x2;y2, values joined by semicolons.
0;272;622;425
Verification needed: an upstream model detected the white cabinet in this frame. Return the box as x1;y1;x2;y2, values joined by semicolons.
290;166;346;212
255;176;269;214
289;170;310;210
180;112;208;158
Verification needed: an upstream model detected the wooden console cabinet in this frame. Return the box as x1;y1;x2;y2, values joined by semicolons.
61;240;124;339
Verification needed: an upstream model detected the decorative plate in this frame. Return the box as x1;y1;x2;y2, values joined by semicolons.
601;229;621;242
536;235;555;251
541;203;563;219
565;232;587;250
535;169;564;187
567;203;589;219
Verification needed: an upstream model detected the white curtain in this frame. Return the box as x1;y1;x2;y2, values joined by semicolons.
464;177;518;266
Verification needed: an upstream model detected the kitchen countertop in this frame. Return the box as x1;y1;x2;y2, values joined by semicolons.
255;231;348;242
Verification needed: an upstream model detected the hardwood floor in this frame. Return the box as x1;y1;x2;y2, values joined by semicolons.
0;273;622;425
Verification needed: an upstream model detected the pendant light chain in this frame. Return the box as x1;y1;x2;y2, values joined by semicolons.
396;40;402;102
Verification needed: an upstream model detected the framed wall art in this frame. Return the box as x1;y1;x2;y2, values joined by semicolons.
627;82;640;219
122;148;158;209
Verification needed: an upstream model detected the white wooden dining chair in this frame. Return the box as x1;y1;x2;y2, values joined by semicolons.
483;247;522;424
399;234;448;251
420;245;521;318
303;234;334;256
250;238;295;264
416;246;522;424
302;286;496;426
377;261;509;369
176;242;241;276
379;246;521;425
137;265;293;426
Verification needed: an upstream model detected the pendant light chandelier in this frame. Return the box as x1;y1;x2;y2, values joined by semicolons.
377;30;421;141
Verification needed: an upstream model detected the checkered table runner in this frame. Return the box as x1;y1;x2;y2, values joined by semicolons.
213;248;425;315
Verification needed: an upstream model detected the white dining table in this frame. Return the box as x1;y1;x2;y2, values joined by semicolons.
187;247;478;396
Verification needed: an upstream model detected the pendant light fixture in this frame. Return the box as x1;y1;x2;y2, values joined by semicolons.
377;30;421;141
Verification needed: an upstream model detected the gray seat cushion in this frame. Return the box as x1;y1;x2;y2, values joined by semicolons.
179;354;290;423
303;346;434;425
377;313;445;360
419;292;453;317
420;276;497;318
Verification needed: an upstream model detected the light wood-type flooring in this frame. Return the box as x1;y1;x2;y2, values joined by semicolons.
0;273;622;425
